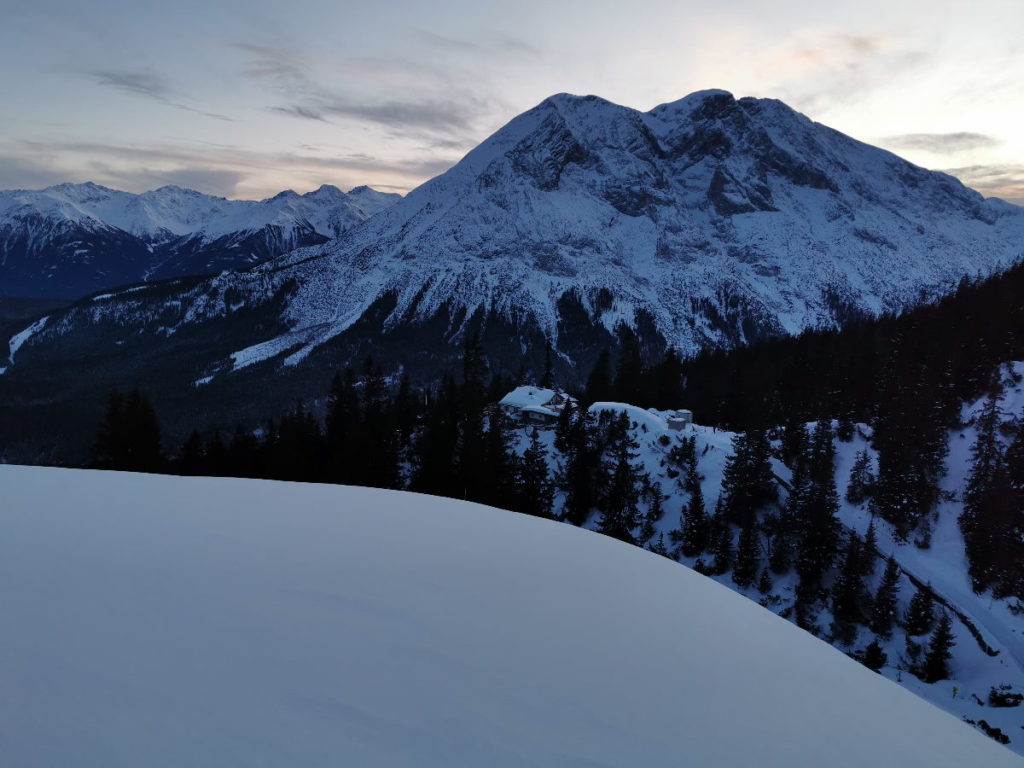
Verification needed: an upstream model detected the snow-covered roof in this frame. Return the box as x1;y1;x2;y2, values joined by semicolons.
499;386;558;409
589;402;668;432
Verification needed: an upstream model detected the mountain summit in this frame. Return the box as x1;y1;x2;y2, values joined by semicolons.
196;88;1024;372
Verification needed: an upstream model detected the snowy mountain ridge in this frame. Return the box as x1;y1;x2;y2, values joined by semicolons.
0;182;398;240
0;182;400;298
212;88;1024;371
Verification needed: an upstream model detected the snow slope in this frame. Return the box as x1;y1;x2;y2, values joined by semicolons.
502;391;1024;751
0;464;1017;767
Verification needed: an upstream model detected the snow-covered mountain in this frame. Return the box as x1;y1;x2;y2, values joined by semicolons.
0;182;400;298
16;89;1022;380
1;464;1018;767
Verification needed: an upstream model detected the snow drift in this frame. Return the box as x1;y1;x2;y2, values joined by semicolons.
0;465;1018;767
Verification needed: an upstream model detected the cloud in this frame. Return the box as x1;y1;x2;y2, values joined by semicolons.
271;105;329;122
0;137;457;198
413;28;539;56
111;168;245;198
941;164;1024;202
89;69;233;122
232;42;492;139
755;32;929;116
93;70;175;100
883;132;1001;153
0;154;69;191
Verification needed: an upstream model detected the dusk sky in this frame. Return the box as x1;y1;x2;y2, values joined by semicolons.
2;0;1021;203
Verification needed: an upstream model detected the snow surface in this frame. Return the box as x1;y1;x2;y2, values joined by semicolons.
1;464;1018;767
499;385;558;408
589;401;668;432
2;314;48;371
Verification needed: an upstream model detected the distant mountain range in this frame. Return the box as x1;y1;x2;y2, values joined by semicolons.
2;89;1024;459
0;182;400;299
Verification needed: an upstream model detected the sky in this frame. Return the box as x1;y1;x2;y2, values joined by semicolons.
0;0;1021;203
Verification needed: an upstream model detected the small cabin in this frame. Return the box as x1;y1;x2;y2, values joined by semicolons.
666;409;694;430
498;386;575;427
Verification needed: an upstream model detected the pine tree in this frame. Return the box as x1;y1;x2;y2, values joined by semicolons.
757;569;774;595
904;587;935;636
861;639;888;672
720;429;777;527
710;506;733;575
733;519;760;588
92;388;164;473
859;518;878;577
869;556;901;639
518;427;554;519
561;408;599;526
830;532;869;646
793;429;841;606
597;414;643;544
779;418;809;469
678;482;709;557
846;450;875;505
959;391;1021;596
921;612;956;683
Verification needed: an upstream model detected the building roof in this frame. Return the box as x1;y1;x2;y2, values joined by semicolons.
499;386;558;409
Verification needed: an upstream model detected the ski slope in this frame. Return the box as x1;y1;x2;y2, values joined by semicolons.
0;465;1018;767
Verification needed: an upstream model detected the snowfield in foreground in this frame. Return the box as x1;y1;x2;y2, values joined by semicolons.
0;466;1019;767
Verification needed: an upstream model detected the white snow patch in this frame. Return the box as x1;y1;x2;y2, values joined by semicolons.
3;315;49;371
0;465;1018;767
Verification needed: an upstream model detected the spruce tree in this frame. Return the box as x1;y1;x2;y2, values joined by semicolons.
860;518;878;577
869;556;901;640
732;519;760;588
793;429;841;606
92;388;164;473
561;408;599;526
921;612;956;683
904;587;935;636
710;506;733;575
830;532;869;646
678;482;709;557
959;392;1021;596
720;429;777;527
846;450;875;505
518;427;554;519
861;639;888;672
